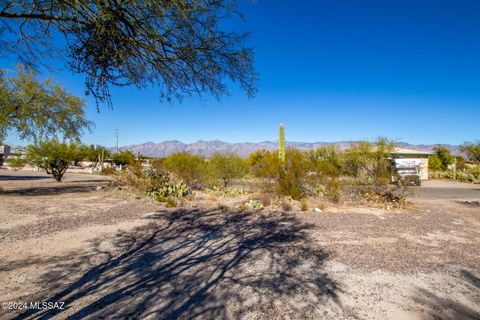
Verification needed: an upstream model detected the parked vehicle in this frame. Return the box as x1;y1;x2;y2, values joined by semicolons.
390;159;422;186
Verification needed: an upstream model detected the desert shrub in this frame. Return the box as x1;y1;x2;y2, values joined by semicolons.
254;148;311;199
428;170;444;179
455;156;466;172
343;138;396;186
455;171;474;183
259;193;271;207
361;185;410;208
247;149;272;175
466;165;480;179
428;155;442;171
433;145;455;171
244;199;264;210
163;152;207;188
116;165;189;201
308;145;343;177
5;156;27;170
325;178;341;203
343;139;415;205
444;170;456;180
208;153;247;188
276;149;311;199
281;201;292;211
26;140;79;182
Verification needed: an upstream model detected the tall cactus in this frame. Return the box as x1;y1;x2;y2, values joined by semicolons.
278;123;285;164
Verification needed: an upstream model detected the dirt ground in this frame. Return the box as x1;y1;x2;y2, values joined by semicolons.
0;170;479;320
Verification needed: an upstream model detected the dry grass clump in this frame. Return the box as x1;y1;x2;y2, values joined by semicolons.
360;185;410;209
300;200;308;211
325;178;341;203
259;193;271;207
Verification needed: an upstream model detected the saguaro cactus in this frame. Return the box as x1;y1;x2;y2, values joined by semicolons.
278;123;285;164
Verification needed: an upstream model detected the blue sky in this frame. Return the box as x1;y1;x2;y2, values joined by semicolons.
2;0;480;147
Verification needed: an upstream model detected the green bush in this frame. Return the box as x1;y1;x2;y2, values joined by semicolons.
433;145;454;171
443;170;475;182
308;145;343;177
208;153;247;188
255;148;311;200
5;156;27;170
247;149;272;176
455;156;466;172
112;150;135;166
466;165;480;179
445;170;456;180
163;152;207;188
455;171;474;183
428;155;442;171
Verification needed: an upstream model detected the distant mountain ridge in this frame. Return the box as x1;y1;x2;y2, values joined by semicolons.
116;140;461;158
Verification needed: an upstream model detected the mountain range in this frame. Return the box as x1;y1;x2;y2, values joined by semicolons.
117;140;461;158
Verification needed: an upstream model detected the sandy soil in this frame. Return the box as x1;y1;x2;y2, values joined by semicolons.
0;170;479;319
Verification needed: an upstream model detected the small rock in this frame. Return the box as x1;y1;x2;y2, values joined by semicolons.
96;186;103;191
314;208;322;213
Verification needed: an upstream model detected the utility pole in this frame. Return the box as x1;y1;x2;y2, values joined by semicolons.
115;129;119;153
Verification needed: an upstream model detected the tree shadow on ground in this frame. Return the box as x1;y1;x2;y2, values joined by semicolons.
0;174;47;181
15;207;339;319
411;270;480;320
0;182;103;196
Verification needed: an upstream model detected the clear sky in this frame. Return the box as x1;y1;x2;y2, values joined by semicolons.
3;0;480;147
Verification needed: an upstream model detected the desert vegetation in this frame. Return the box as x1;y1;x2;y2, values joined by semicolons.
13;132;480;210
105;132;411;210
428;142;480;183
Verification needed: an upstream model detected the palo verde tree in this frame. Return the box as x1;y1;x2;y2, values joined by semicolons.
344;138;396;186
208;153;247;188
26;139;79;181
460;140;480;162
0;67;92;143
0;1;258;107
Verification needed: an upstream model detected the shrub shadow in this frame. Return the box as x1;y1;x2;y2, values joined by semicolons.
15;207;339;319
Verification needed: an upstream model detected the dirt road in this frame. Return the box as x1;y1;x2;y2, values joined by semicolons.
0;170;479;319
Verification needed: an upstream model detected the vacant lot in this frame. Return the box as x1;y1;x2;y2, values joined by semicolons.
0;170;479;319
